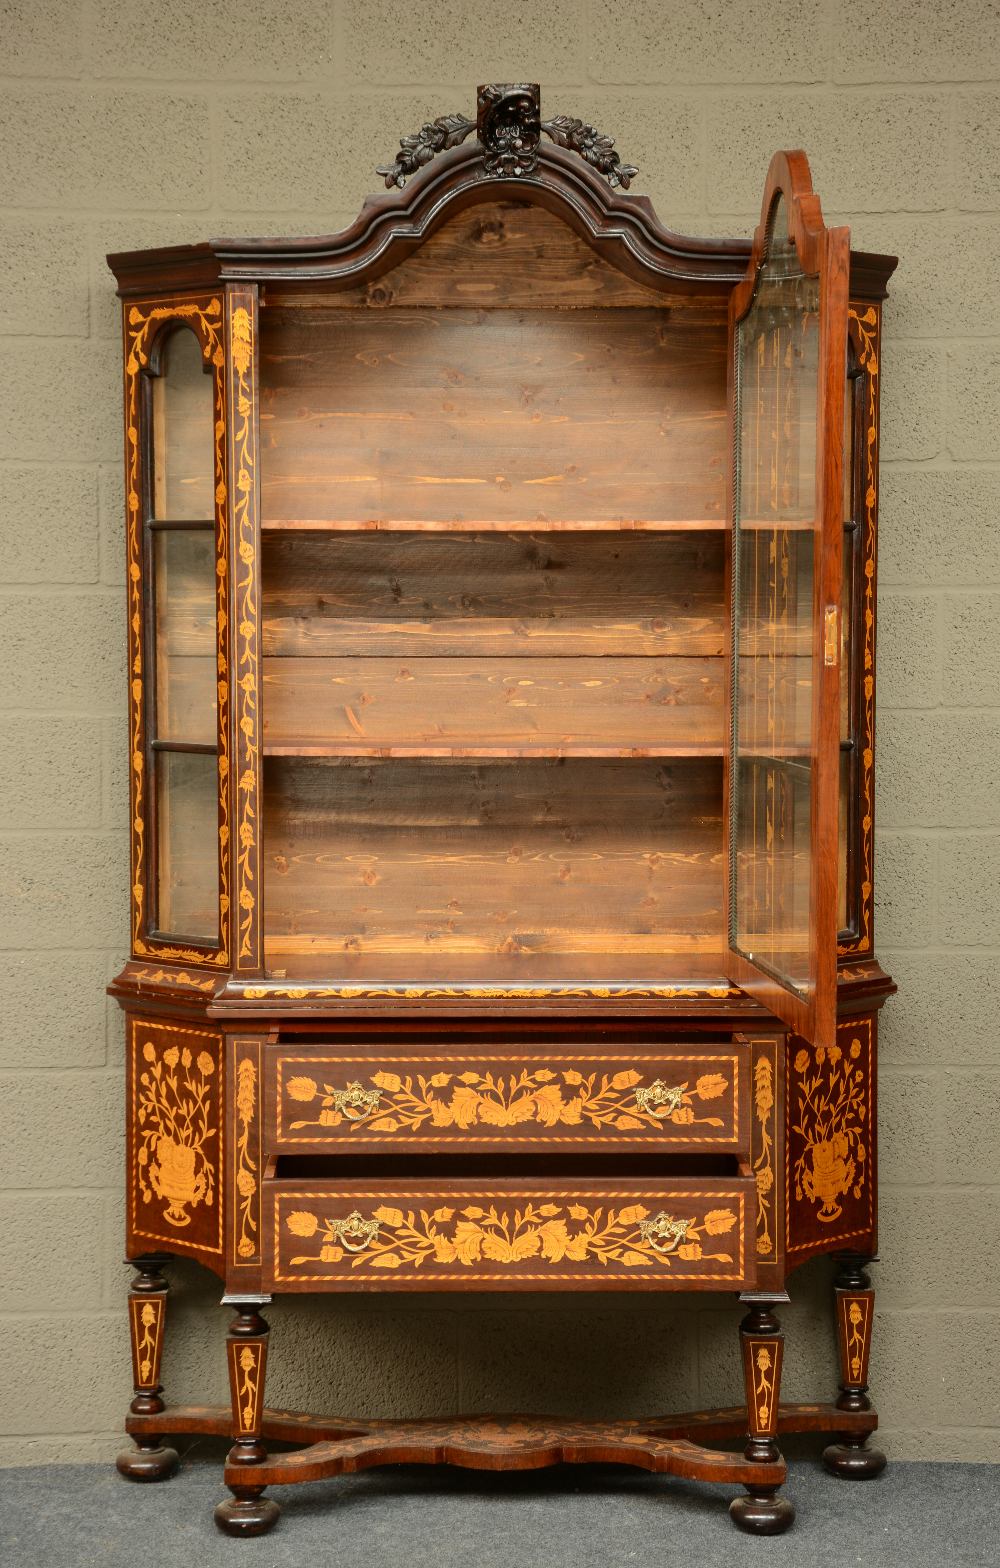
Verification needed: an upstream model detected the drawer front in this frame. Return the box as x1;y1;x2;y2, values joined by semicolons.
266;1178;755;1291
268;1046;748;1153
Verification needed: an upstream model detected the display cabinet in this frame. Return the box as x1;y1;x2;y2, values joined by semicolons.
108;85;896;1537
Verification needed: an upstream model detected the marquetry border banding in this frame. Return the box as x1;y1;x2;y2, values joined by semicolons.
242;982;739;1002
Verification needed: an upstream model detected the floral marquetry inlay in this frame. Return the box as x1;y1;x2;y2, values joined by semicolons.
128;1294;165;1391
276;1192;746;1284
277;1057;740;1145
752;1046;777;1259
129;1020;223;1257
232;1045;260;1264
137;1040;216;1227
786;1016;876;1258
227;294;261;970
744;1337;781;1437
838;1291;873;1389
791;1033;867;1225
227;1337;266;1436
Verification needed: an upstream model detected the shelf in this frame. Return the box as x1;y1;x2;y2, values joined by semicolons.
262;741;726;760
256;949;738;995
260;518;728;534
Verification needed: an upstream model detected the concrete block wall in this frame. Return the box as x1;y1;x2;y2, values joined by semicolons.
1;0;997;1465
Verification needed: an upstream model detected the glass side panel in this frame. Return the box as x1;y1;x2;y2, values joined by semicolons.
838;747;851;933
154;529;217;744
151;327;214;520
840;530;853;742
155;750;219;941
730;196;820;996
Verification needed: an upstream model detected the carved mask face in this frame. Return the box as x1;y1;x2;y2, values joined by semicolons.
477;83;541;177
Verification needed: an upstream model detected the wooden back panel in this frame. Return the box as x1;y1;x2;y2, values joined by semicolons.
261;531;726;659
260;305;726;526
256;202;731;974
263;757;725;961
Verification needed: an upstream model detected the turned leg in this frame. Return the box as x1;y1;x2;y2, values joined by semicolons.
823;1255;887;1479
116;1254;179;1481
214;1297;280;1537
730;1295;795;1535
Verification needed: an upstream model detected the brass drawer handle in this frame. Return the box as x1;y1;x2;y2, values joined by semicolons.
633;1078;686;1115
327;1210;381;1252
330;1082;382;1121
636;1212;692;1255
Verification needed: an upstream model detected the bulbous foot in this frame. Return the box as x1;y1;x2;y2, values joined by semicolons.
116;1443;179;1481
823;1440;887;1479
730;1490;796;1535
214;1493;281;1537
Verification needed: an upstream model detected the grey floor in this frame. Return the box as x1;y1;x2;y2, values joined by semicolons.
1;1449;997;1568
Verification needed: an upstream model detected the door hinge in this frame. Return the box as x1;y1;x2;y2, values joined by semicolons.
824;605;839;666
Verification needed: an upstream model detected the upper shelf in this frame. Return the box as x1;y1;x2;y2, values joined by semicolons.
260;518;728;534
262;740;727;760
259;517;820;534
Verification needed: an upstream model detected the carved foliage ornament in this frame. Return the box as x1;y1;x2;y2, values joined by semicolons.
377;83;637;190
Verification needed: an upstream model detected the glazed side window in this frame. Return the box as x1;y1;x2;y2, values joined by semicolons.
148;326;219;944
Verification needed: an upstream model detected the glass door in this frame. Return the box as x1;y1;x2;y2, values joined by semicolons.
726;154;849;1049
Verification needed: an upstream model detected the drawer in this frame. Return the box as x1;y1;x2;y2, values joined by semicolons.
267;1044;748;1154
265;1176;755;1292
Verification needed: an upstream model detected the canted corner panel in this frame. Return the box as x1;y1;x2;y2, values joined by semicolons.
838;301;881;960
271;1049;745;1151
127;1015;225;1260
785;1014;875;1258
122;293;231;970
268;1183;753;1291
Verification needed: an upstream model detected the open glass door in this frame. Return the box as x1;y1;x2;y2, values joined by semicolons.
726;153;849;1049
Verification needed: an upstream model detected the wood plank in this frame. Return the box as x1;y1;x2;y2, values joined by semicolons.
260;307;727;524
262;757;724;954
262;532;725;659
261;655;725;749
265;203;722;311
259;948;734;988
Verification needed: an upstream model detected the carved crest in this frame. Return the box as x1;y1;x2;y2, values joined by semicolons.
477;82;541;177
377;83;638;190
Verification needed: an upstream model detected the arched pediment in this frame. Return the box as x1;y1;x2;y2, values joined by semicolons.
107;89;895;302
